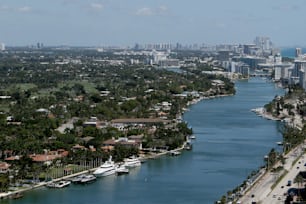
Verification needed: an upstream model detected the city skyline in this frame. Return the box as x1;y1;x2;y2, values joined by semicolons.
0;0;306;46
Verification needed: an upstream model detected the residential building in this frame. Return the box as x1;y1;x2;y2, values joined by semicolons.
295;48;302;58
0;43;5;51
0;162;10;173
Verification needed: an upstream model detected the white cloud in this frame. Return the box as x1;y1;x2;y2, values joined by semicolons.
272;4;299;11
0;5;10;11
90;3;104;11
17;6;32;12
159;5;168;12
135;6;169;16
136;7;154;16
0;5;32;13
215;23;226;29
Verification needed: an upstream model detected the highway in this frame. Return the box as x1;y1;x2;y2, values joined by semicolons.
239;144;305;204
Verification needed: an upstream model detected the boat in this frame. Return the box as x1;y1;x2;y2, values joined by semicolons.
184;142;192;150
169;150;181;156
276;141;283;146
11;193;23;199
46;180;71;188
79;174;96;184
93;156;117;177
123;156;141;168
189;135;196;139
71;174;87;183
116;165;129;175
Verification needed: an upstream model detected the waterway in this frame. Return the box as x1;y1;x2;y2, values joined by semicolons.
2;77;285;204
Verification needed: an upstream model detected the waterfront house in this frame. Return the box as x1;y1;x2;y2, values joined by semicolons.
111;118;169;126
101;137;142;152
29;149;68;166
83;117;107;129
5;155;21;162
0;162;10;173
72;144;87;151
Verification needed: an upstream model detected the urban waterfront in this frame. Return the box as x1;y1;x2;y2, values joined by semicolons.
281;47;306;58
2;77;285;204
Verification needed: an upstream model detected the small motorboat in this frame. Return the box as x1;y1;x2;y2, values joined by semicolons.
116;165;129;175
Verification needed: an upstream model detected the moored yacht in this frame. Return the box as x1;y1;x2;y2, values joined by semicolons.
79;174;96;184
71;174;87;183
123;156;141;168
46;180;71;188
116;165;129;175
93;156;116;177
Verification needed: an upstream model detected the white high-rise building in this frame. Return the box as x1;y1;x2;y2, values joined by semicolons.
295;48;302;58
274;66;282;81
0;43;5;51
254;36;272;51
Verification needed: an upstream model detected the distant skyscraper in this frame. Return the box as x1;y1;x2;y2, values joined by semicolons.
254;36;272;51
295;48;302;58
0;43;5;51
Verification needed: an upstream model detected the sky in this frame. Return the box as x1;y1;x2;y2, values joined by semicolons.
0;0;306;47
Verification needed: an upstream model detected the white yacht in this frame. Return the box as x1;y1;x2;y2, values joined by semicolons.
46;180;71;188
115;165;129;175
79;174;96;184
71;174;87;183
123;156;141;168
93;156;116;177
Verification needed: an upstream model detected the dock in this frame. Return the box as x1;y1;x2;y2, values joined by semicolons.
0;144;187;200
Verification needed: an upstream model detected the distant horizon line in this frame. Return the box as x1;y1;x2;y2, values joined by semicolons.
2;43;306;49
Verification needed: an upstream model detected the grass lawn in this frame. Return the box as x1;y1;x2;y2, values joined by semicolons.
57;80;99;94
6;83;37;91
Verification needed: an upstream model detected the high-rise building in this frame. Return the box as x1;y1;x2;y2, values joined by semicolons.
254;36;272;51
295;48;302;58
0;43;5;51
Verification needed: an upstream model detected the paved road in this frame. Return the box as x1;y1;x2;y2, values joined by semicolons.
239;144;305;204
263;151;305;204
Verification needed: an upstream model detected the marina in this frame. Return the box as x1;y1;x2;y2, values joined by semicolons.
0;78;285;204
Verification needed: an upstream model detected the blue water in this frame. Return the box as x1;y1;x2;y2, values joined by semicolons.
2;78;285;204
281;47;305;58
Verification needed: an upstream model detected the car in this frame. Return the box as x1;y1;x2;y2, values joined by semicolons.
297;166;300;169
287;180;292;186
281;186;284;188
278;197;281;200
273;194;276;198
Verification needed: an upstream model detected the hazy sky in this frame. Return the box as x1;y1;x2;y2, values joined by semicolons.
0;0;306;46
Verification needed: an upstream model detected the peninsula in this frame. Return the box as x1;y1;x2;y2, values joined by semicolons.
0;47;235;198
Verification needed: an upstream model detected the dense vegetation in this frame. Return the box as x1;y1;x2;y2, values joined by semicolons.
0;48;235;190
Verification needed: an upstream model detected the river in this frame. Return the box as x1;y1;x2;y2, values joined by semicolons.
2;77;285;204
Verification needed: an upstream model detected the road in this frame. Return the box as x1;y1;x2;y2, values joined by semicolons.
239;144;305;204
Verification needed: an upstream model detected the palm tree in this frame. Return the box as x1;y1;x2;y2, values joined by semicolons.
295;174;304;201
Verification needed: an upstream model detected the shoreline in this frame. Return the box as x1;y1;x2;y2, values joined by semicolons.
251;107;304;130
0;90;234;200
0;145;187;200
